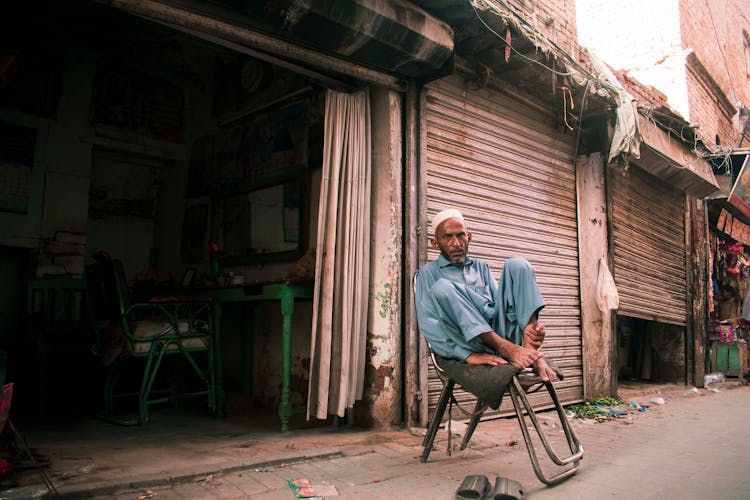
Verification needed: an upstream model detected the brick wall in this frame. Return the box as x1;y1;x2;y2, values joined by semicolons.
680;0;750;147
614;69;669;109
504;0;579;54
36;230;87;278
686;60;737;146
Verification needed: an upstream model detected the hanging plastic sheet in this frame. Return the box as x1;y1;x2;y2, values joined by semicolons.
596;257;619;314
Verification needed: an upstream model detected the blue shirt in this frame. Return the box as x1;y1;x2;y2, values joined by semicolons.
415;255;498;361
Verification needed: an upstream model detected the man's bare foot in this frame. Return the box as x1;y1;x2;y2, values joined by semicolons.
533;357;558;382
523;321;545;349
504;344;542;370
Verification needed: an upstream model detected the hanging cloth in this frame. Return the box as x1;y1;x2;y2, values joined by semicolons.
307;88;371;420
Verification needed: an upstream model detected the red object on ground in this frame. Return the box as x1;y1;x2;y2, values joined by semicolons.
0;458;14;477
0;383;13;434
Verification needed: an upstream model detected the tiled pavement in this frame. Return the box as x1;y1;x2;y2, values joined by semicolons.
5;381;750;499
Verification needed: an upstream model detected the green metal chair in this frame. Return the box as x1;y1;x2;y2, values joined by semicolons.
86;256;217;425
27;275;94;415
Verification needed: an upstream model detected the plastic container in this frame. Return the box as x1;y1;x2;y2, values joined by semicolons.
704;372;726;385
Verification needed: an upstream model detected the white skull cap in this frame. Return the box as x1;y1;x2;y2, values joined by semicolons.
431;209;465;234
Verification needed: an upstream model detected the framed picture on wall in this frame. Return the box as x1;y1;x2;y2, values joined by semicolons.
216;178;306;265
180;267;197;288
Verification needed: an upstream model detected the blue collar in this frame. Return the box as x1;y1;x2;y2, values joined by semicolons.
437;254;474;268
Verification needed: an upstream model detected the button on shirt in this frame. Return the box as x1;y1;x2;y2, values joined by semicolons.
415;254;499;361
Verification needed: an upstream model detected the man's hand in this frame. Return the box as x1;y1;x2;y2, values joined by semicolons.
524;321;545;349
478;331;543;369
505;344;543;369
465;352;508;366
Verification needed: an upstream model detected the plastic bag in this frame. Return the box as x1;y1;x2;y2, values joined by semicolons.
596;257;619;313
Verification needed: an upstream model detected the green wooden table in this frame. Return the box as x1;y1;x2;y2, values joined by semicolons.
176;281;314;431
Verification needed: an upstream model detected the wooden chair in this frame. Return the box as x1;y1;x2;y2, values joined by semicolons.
86;256;217;425
27;274;94;415
414;273;583;486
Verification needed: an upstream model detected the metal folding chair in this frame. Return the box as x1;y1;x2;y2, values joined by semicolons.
415;273;583;486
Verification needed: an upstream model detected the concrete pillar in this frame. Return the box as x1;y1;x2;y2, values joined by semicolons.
360;86;402;427
577;152;616;399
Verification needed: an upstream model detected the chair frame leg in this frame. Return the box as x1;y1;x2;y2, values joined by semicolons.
103;361;122;416
509;376;584;486
459;400;487;450
420;379;454;463
139;348;161;424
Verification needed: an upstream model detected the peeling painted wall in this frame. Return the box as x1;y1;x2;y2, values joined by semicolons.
0;47;96;268
358;87;402;427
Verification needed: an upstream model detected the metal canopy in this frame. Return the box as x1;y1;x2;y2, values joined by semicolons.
634;114;720;198
109;0;455;81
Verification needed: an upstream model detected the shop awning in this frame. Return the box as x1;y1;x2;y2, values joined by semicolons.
108;0;454;84
727;153;750;219
633;114;720;198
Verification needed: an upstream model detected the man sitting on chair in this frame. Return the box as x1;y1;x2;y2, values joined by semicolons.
415;208;559;410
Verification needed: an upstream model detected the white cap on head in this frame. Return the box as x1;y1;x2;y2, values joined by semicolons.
431;208;465;234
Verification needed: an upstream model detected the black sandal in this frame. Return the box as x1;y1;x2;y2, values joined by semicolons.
488;476;524;500
455;474;490;499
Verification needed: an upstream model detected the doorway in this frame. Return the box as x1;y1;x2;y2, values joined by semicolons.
617;316;686;383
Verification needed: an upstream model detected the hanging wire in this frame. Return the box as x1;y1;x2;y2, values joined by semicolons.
705;0;739;106
640;110;738;175
468;0;572;77
572;80;591;167
468;0;622;98
562;85;574;130
466;0;734;169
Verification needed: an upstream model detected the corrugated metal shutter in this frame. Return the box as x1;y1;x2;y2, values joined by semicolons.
609;164;687;325
422;75;583;420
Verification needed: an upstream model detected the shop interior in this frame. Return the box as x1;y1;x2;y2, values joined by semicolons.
706;202;750;379
616;155;750;385
703;152;750;380
1;1;332;429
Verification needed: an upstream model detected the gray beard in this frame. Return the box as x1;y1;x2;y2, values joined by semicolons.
442;250;466;265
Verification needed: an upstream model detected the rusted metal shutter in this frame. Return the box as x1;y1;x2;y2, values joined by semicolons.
609;164;687;326
422;75;583;420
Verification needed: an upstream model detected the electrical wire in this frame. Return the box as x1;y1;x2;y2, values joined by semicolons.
562;85;574;130
468;0;572;77
467;0;730;170
468;0;742;171
705;0;739;106
641;107;734;174
572;80;590;167
467;0;620;98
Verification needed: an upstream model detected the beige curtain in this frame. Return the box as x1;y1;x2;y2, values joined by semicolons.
307;88;371;420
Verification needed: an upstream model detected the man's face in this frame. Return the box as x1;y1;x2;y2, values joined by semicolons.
431;217;472;265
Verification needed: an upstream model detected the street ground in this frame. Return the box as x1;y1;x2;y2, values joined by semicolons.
1;379;748;499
